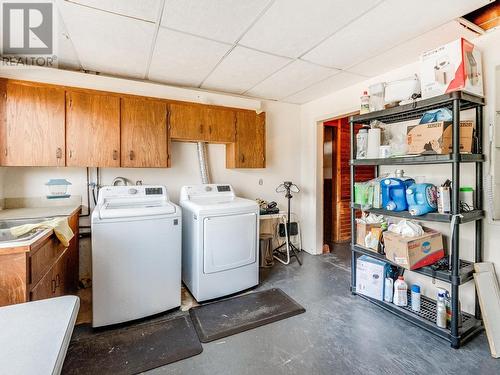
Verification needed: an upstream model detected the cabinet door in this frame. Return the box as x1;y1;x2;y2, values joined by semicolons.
66;91;120;167
204;107;235;143
0;81;65;166
227;111;266;168
30;249;68;301
121;98;169;168
169;103;206;141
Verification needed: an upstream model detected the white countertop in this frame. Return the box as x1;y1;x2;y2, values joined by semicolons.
0;205;81;220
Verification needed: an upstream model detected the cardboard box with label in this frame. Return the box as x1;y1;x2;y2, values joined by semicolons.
383;228;444;270
420;38;483;99
356;255;389;301
407;120;474;155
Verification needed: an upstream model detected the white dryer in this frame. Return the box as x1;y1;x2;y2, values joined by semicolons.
180;184;259;301
91;185;181;327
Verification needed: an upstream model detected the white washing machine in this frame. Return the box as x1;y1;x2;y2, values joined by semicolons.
180;184;259;302
91;185;181;327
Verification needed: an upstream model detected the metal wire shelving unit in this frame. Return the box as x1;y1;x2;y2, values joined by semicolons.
349;91;485;348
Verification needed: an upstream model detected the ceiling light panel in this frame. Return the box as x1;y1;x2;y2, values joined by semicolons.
161;0;272;43
239;0;381;58
58;1;156;78
148;28;232;87
246;60;338;100
201;46;291;94
302;0;491;69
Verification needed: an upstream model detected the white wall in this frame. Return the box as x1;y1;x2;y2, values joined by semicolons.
0;68;302;222
299;29;500;312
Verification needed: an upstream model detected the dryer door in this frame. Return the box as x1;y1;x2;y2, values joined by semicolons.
203;212;257;274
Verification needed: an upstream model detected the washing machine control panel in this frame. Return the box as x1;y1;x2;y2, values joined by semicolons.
217;185;231;192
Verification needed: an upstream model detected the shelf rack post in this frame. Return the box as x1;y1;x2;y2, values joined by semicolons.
451;98;461;348
475;105;483;320
350;117;356;295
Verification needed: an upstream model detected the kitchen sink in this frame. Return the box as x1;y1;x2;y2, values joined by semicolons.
0;217;53;243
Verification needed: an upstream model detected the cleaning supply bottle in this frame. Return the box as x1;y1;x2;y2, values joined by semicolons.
356;128;368;159
381;170;415;211
406;183;438;216
384;277;394;303
436;289;447;328
360;91;370;114
393;276;408;307
411;284;421;312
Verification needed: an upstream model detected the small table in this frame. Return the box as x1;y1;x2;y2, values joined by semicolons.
0;296;80;375
260;212;301;265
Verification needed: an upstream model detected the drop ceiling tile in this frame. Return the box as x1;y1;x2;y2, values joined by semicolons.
302;0;491;69
148;28;232;87
238;0;381;58
201;46;291;94
56;9;82;70
283;71;367;104
64;0;162;22
348;21;479;77
246;60;338;100
58;1;156;78
161;0;272;43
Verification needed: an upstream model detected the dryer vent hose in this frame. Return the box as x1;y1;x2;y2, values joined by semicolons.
196;142;211;184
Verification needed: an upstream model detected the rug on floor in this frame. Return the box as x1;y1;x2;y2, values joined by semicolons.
62;314;202;375
189;288;306;343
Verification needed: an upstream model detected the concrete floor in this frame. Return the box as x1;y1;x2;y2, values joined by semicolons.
151;244;500;375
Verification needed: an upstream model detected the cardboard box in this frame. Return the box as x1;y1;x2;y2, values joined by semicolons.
383;228;444;270
356;255;389;301
356;222;381;249
406;121;474;155
420;38;483;99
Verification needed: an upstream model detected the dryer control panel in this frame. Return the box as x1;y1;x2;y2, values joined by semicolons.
180;184;235;201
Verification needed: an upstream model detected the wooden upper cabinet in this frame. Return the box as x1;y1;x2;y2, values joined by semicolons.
66;91;120;167
169;102;235;143
204;107;235;143
121;98;169;168
0;81;65;166
169;103;204;141
227;111;266;168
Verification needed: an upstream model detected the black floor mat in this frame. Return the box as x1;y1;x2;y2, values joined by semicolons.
189;288;306;343
62;315;202;375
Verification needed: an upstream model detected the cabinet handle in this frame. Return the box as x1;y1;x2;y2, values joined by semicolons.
56;274;60;287
208;125;212;134
199;124;203;134
129;150;135;161
4;148;7;157
51;279;56;293
56;147;62;159
113;150;118;160
69;150;73;159
240;154;245;163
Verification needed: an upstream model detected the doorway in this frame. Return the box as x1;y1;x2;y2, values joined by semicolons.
322;115;374;253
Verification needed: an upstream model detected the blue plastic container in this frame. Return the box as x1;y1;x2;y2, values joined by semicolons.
381;176;415;211
406;183;437;216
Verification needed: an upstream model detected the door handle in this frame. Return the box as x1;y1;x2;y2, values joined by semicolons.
113;150;118;160
129;150;135;161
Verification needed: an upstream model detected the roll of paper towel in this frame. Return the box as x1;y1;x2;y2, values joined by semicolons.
367;128;381;159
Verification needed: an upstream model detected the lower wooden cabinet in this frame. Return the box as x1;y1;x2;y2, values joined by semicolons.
0;210;80;307
226;111;266;168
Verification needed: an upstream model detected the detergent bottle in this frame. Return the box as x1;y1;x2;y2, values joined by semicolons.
406;183;438;216
381;170;415;211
